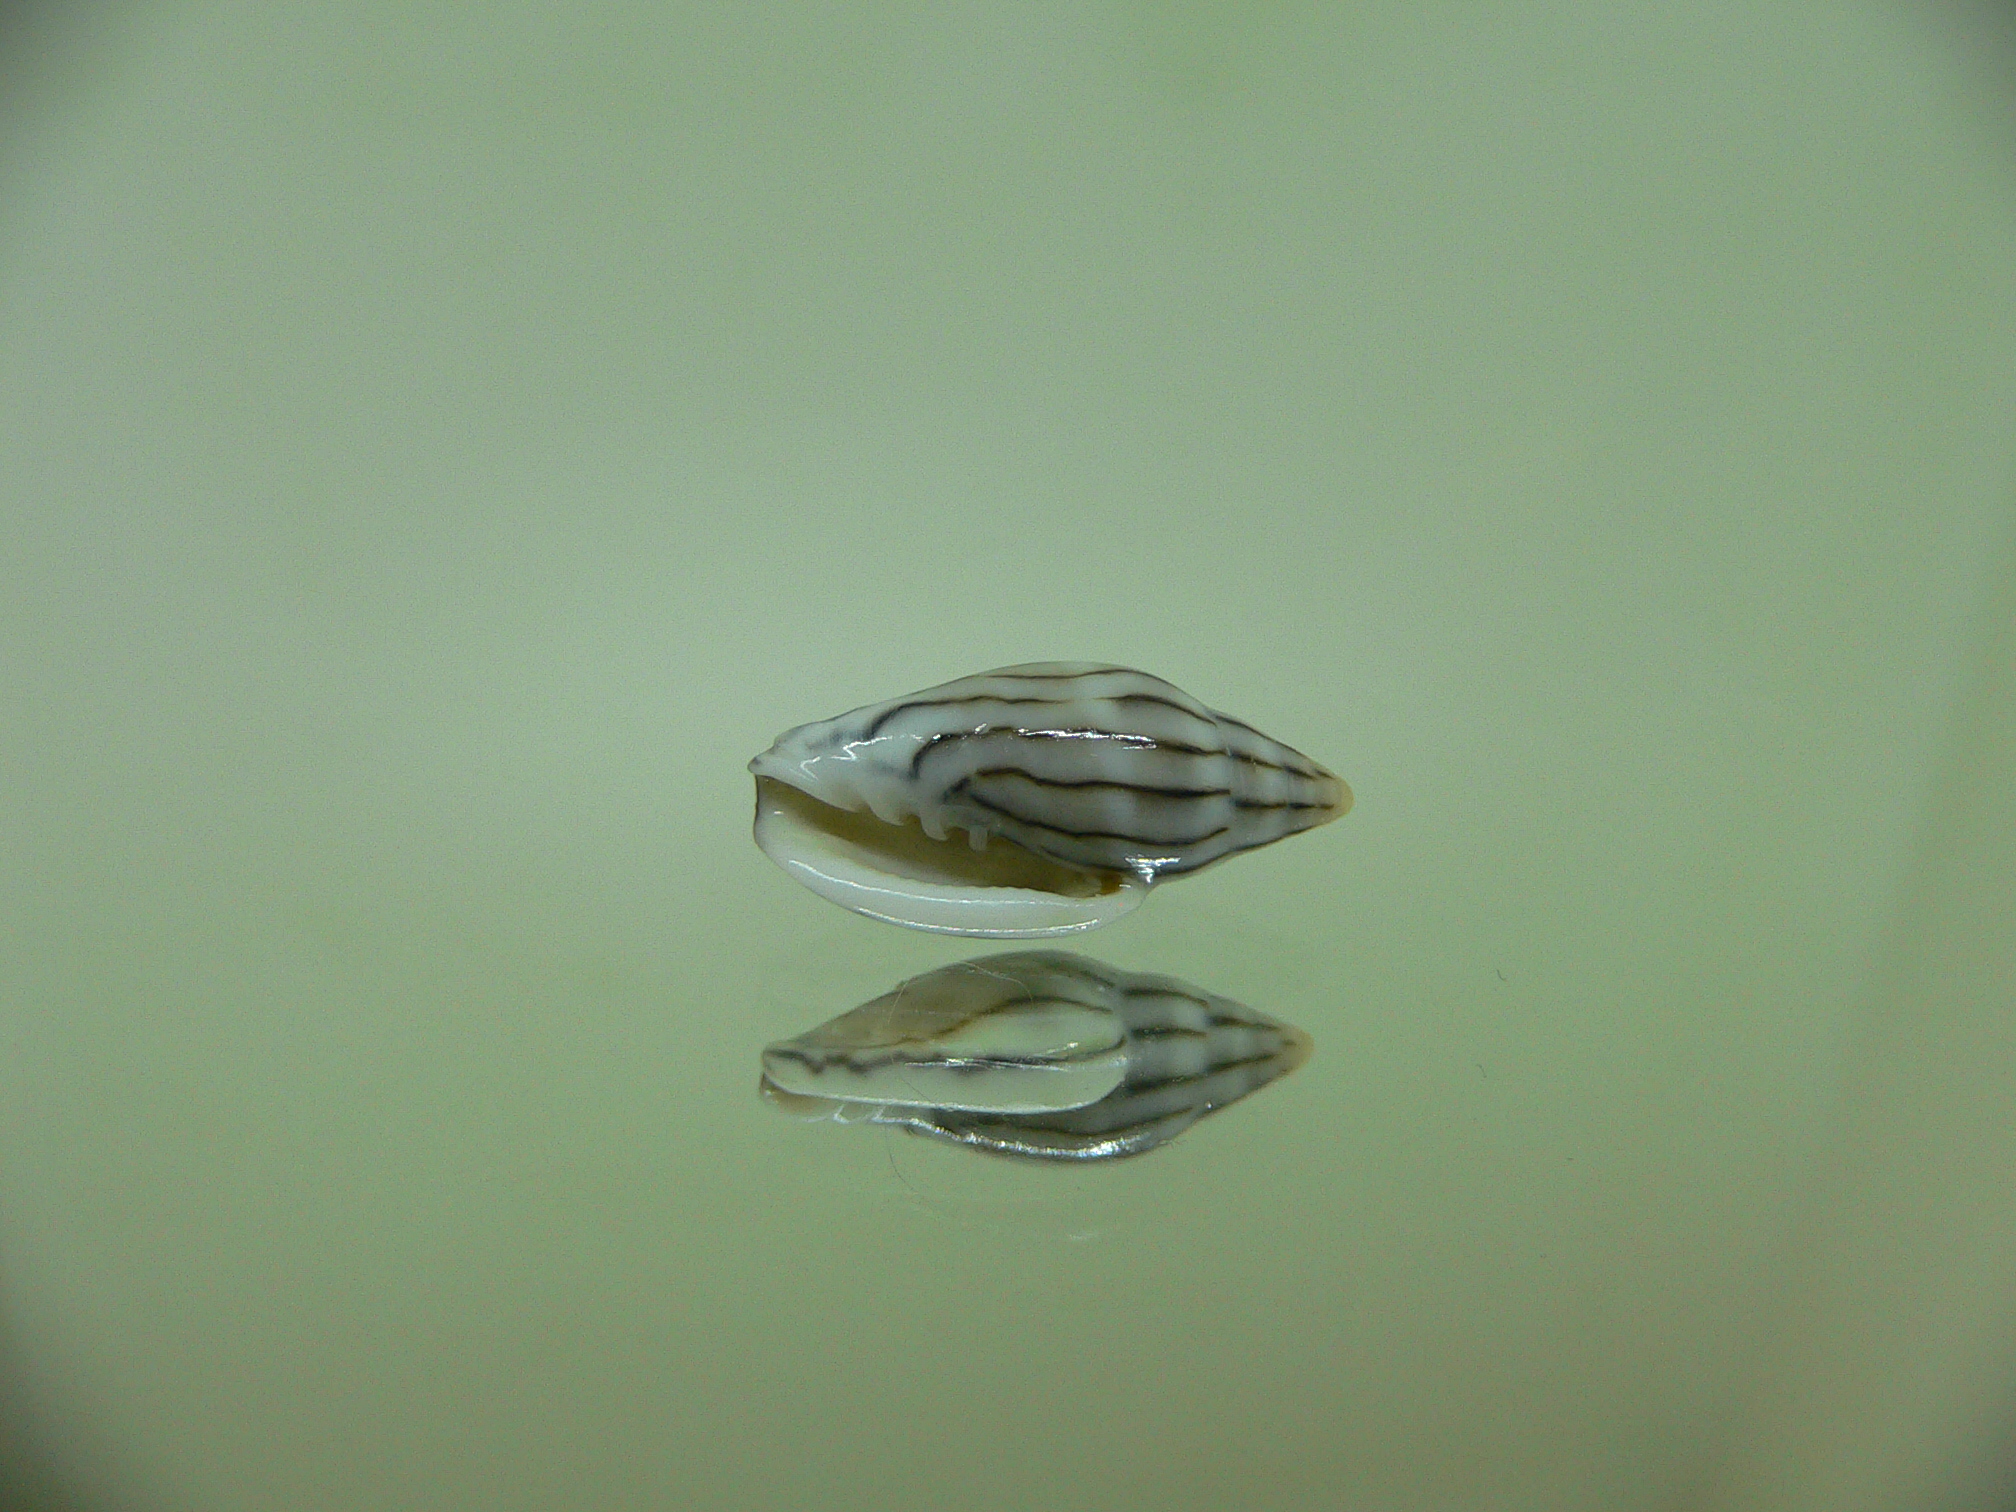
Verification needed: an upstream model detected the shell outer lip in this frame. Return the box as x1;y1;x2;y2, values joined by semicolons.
751;776;1147;938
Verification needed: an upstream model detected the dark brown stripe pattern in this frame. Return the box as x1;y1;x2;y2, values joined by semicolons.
775;662;1347;881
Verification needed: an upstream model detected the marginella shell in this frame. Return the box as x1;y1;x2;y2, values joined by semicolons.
759;951;1313;1161
749;662;1350;936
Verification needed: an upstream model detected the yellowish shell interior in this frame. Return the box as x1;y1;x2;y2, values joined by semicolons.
754;776;1126;899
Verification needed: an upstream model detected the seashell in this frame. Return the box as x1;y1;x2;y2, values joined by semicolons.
758;951;1313;1162
749;662;1350;936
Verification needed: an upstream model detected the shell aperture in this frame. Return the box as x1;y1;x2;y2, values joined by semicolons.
749;663;1350;936
759;951;1313;1161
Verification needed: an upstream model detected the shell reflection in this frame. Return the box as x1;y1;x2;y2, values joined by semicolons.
760;951;1312;1162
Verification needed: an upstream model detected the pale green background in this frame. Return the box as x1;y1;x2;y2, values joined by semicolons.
3;3;2015;1510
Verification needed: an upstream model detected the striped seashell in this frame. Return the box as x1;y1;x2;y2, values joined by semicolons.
749;662;1350;936
758;951;1313;1162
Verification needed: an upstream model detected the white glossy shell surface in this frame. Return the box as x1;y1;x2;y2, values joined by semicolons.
749;663;1349;936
